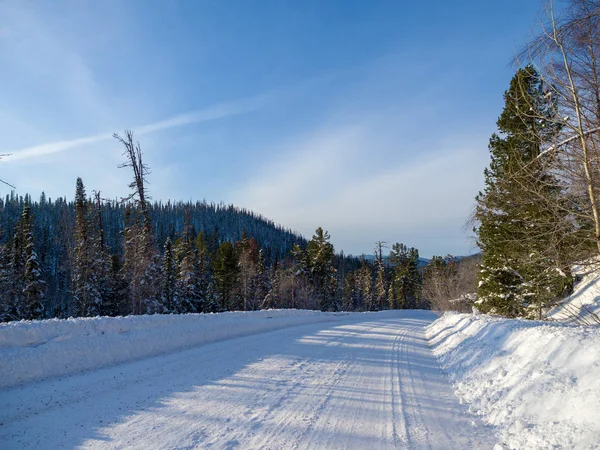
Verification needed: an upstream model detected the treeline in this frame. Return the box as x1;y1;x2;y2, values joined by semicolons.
474;0;600;318
0;131;425;322
421;254;481;313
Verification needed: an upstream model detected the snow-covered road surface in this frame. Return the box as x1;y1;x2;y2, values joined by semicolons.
1;311;496;449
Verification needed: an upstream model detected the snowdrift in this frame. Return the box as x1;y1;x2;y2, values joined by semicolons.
548;263;600;324
0;309;345;389
428;313;600;449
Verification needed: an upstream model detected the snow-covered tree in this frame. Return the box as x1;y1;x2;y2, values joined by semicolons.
475;66;571;317
162;238;178;313
116;131;162;315
374;241;387;310
21;204;45;320
71;178;105;317
388;243;421;309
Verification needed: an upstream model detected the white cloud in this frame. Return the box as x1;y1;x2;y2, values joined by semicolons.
4;132;113;162
230;125;488;257
0;1;112;122
3;96;268;162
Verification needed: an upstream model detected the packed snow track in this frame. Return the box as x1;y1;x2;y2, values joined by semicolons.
1;311;496;449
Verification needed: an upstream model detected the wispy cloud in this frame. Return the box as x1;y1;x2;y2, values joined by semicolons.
2;63;342;163
4;132;113;162
0;1;114;123
3;94;269;162
230;124;488;257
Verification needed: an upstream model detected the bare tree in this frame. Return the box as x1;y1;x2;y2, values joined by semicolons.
115;131;161;314
115;130;152;231
516;0;600;257
422;255;481;313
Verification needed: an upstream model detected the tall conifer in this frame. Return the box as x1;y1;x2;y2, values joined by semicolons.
475;66;571;317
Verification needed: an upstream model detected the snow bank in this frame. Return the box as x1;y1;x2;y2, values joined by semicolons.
548;264;600;324
0;310;345;389
427;313;600;449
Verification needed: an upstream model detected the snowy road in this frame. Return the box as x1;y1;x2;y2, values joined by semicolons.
1;311;496;449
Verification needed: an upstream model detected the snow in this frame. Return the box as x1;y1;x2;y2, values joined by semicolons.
548;263;600;324
0;310;496;449
0;309;345;389
5;304;597;449
427;312;600;449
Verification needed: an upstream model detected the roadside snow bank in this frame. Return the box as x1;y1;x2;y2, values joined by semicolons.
0;310;345;389
427;313;600;449
548;264;600;324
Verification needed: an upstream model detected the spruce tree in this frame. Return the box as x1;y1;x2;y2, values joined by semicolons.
388;243;421;309
72;179;107;317
72;178;92;316
237;230;257;311
357;259;374;311
254;249;268;310
7;211;27;319
175;237;203;313
263;259;282;309
162;238;178;313
387;278;399;310
374;242;387;310
342;271;357;311
0;236;10;321
90;191;112;316
21;204;45;320
213;241;239;311
475;65;571;317
117;132;162;314
305;227;337;311
406;248;422;308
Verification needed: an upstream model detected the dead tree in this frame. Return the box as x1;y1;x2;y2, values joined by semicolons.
114;130;152;232
115;131;160;314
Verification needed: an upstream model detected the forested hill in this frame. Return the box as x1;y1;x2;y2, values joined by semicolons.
0;192;306;264
0;172;425;322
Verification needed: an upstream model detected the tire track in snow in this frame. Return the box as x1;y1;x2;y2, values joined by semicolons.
246;328;356;449
396;325;432;448
389;328;411;448
1;312;498;449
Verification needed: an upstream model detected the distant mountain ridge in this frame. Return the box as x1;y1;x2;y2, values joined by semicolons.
357;254;431;268
0;193;307;264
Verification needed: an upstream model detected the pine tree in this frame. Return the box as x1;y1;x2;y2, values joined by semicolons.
342;271;358;311
374;242;387;310
388;243;421;309
406;247;422;308
193;231;210;312
0;235;10;321
21;204;45;319
213;241;239;311
387;278;399;310
475;66;571;317
72;180;108;317
6;211;27;319
263;259;282;309
162;238;178;313
237;230;257;311
357;259;374;311
102;254;126;316
305;227;337;311
72;178;93;316
90;191;113;316
254;249;269;310
174;236;203;313
117;132;162;314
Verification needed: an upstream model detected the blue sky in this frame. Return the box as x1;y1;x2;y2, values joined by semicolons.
0;0;545;257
